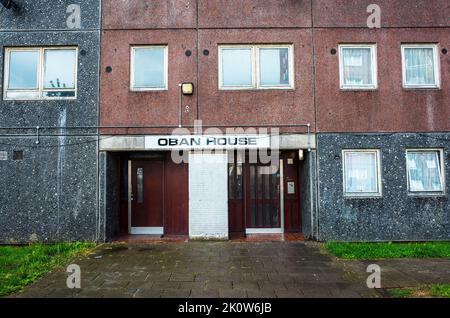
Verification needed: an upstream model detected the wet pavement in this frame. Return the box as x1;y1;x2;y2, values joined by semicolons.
14;242;380;298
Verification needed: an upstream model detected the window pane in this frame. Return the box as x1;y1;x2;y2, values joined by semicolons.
133;47;166;88
342;48;373;86
236;164;243;199
44;50;76;89
8;51;39;89
259;48;290;86
137;167;144;203
228;165;236;200
407;152;443;192
345;152;378;193
404;48;436;86
221;48;253;87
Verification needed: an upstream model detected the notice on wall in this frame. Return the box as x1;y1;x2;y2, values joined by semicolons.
287;182;296;194
0;151;7;161
145;135;271;150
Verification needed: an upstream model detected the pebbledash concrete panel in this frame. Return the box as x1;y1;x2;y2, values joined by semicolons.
0;137;99;243
102;0;197;30
197;28;315;131
313;0;450;28
317;133;450;242
198;0;312;28
0;0;101;31
314;28;450;133
0;31;100;128
300;150;318;239
100;29;198;132
0;1;101;243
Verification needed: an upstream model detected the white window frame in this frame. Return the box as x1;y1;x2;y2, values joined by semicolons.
3;47;78;101
218;44;294;90
130;45;168;91
342;149;382;198
401;44;440;89
339;44;378;90
406;149;445;195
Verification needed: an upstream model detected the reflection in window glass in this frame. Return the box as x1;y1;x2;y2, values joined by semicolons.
44;50;77;89
341;47;374;87
259;48;290;86
228;165;236;200
404;47;436;86
407;151;443;192
8;51;39;89
236;165;243;200
221;48;253;87
344;151;379;194
265;203;271;226
137;168;144;203
133;47;166;89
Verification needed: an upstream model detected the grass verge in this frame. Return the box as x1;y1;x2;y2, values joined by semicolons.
324;241;450;260
0;242;95;297
388;284;450;298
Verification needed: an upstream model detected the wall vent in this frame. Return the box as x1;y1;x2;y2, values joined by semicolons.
13;150;23;161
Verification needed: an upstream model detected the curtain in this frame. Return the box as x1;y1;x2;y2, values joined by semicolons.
404;48;435;85
407;152;442;191
342;48;373;86
345;152;378;193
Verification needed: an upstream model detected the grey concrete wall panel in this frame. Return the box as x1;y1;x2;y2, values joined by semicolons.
317;133;450;242
0;31;100;128
0;0;101;31
0;136;98;243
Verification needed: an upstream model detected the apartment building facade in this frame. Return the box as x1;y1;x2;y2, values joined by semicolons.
0;0;449;243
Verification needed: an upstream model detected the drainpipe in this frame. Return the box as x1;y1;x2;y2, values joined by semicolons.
307;122;311;152
178;83;183;128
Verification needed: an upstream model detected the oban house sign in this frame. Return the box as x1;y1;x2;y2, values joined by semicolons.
144;135;271;150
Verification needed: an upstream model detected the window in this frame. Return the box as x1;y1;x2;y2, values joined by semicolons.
402;44;440;88
406;150;445;194
131;46;168;91
4;47;77;100
339;44;377;90
219;45;294;90
343;150;382;197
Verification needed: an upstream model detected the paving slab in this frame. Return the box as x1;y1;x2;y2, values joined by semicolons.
13;242;380;298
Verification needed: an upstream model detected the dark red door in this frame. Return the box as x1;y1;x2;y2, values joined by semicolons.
164;158;189;235
131;160;164;230
228;152;282;234
282;151;301;232
228;158;245;237
245;164;281;228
